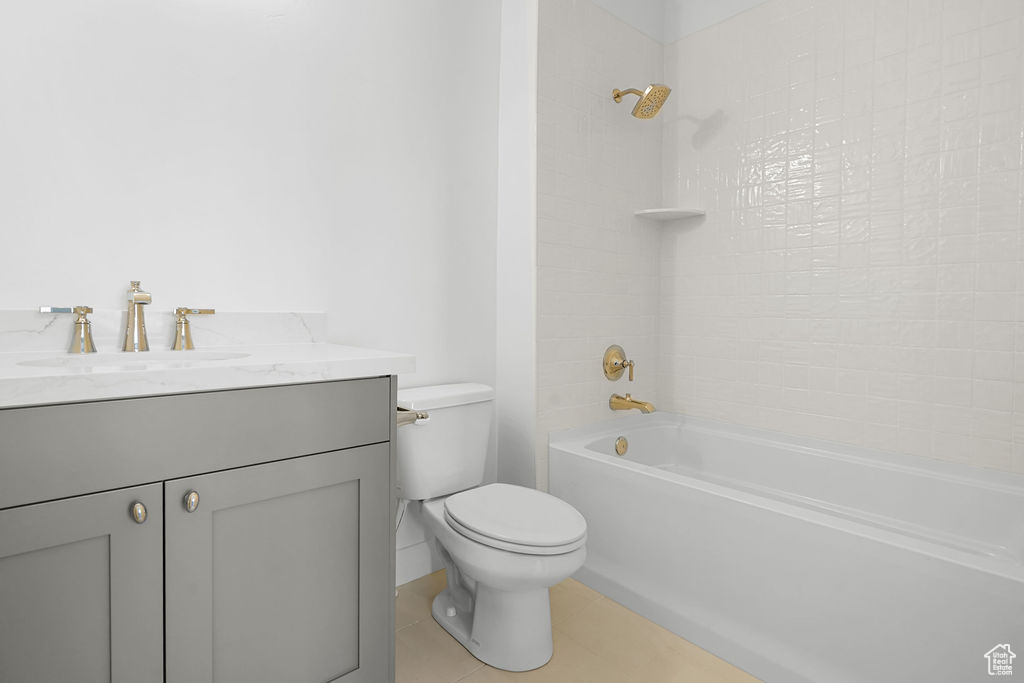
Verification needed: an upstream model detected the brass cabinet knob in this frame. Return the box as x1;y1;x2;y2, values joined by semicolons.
183;490;200;513
130;501;148;524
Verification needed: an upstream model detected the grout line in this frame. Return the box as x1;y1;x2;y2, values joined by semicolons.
451;662;489;682
395;619;425;635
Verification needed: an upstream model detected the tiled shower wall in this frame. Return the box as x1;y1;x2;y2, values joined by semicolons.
660;0;1024;472
536;0;664;488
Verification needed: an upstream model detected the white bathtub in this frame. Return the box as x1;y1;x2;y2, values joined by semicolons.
549;413;1024;683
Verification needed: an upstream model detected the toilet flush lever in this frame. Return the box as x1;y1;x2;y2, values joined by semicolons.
396;408;429;427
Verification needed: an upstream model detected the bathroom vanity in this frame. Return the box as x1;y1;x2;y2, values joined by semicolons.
0;342;413;683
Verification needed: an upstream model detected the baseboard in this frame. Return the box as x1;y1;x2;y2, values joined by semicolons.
396;540;441;586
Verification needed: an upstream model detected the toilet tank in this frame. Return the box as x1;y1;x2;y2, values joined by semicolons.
396;383;495;500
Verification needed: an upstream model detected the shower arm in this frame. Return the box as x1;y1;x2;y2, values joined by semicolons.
612;88;644;103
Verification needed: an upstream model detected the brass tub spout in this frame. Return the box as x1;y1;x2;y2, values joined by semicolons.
609;393;656;414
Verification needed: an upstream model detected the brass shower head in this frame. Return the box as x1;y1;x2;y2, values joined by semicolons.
612;84;671;119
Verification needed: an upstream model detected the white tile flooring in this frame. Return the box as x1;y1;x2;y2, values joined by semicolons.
396;570;762;683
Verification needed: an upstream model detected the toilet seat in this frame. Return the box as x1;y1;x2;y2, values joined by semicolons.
443;483;587;556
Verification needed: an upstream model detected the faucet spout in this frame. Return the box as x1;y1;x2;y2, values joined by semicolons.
609;393;656;414
122;280;151;352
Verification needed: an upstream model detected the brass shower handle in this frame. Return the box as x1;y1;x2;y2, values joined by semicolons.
603;344;634;381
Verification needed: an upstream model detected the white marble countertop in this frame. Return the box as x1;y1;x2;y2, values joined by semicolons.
0;343;415;409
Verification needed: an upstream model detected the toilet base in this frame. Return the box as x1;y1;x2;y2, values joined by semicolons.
431;585;553;672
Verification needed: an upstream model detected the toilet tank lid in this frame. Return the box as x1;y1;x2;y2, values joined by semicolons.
397;383;494;411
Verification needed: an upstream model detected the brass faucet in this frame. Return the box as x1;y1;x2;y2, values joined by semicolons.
122;281;151;352
609;393;656;414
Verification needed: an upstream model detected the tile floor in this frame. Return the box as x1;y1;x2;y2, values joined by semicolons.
396;571;761;683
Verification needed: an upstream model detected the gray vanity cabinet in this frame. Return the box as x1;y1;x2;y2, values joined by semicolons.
0;377;396;683
0;484;164;683
164;443;391;683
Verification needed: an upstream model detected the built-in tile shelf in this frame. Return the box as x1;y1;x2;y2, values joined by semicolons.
634;208;705;221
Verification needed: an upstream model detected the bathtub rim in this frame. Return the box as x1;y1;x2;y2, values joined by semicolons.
550;412;1024;495
549;413;1024;583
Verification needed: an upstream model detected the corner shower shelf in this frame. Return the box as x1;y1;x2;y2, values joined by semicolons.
634;208;705;221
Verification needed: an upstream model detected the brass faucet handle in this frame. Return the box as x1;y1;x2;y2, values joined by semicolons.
39;306;97;353
40;306;93;320
172;308;215;351
174;307;215;320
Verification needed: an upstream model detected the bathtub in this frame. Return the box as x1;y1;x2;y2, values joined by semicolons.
549;413;1024;683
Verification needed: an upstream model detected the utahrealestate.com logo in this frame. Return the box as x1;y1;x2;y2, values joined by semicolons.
985;644;1015;676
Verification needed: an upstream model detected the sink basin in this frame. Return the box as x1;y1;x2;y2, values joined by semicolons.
18;351;251;369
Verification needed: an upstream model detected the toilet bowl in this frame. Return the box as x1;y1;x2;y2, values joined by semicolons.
396;384;588;672
421;485;586;671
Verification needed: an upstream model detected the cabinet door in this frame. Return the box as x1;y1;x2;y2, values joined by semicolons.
165;444;391;683
0;484;163;683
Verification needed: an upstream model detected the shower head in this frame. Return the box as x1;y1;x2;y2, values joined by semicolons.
612;84;671;119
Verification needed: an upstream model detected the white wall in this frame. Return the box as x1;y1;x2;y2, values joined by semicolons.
0;0;500;388
496;0;540;489
663;0;769;42
589;0;665;43
1;0;335;312
591;0;770;43
661;0;1024;474
0;0;503;583
317;1;502;585
535;0;664;490
322;1;500;392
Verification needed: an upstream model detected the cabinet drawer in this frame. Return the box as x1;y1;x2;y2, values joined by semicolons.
0;378;391;510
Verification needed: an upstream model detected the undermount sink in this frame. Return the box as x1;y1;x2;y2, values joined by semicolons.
18;351;251;369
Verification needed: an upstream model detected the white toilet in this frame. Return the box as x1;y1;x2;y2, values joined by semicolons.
397;383;587;672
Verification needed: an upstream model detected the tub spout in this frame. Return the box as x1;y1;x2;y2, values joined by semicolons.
609;393;656;413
